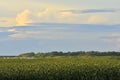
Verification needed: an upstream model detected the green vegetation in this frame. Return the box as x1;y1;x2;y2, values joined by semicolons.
18;51;120;58
0;57;120;80
19;52;35;57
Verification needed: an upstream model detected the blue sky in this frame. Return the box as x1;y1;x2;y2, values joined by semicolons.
0;0;120;55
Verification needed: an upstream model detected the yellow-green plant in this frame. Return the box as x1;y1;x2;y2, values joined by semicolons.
0;57;120;80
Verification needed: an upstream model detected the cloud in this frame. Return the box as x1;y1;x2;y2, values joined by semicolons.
109;38;120;48
87;15;108;24
35;8;60;23
0;29;3;32
0;20;8;23
102;33;120;48
8;28;16;32
8;24;80;40
9;31;71;40
9;32;27;39
0;18;15;27
110;33;120;37
61;9;120;14
9;30;49;39
36;8;49;17
56;11;80;23
102;33;120;40
35;8;81;23
6;23;120;51
57;8;119;24
58;11;78;18
16;9;32;26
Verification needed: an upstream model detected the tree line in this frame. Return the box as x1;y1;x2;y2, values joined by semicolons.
18;51;120;57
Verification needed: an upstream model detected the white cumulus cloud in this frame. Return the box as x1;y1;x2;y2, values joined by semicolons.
16;9;32;26
8;28;16;32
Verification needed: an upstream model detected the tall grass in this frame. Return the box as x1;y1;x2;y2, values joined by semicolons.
0;57;120;80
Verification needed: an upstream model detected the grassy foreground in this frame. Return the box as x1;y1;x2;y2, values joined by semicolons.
0;57;120;80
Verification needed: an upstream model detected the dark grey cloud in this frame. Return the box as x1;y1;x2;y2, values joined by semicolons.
13;23;120;33
61;9;120;14
1;23;120;33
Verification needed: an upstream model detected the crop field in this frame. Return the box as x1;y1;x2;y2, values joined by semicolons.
0;57;120;80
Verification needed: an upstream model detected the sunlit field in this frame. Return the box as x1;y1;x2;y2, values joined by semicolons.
0;57;120;80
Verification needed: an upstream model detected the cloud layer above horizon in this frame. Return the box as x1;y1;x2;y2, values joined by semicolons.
0;0;120;27
0;23;120;55
0;0;120;55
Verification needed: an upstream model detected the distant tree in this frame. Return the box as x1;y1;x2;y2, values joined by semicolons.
18;51;120;58
18;52;35;57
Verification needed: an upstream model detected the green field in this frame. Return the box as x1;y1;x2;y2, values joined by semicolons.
0;57;120;80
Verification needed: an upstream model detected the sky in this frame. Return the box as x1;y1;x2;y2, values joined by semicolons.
0;0;120;55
